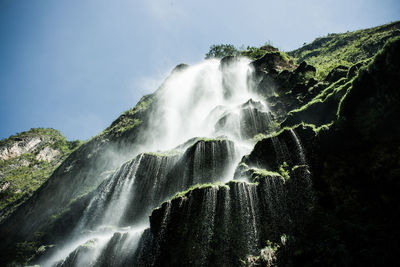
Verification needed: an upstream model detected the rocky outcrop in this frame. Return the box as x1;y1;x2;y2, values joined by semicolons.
214;99;275;139
0;128;81;221
240;125;315;172
0;136;42;161
133;161;313;267
290;37;400;266
0;93;154;263
40;137;238;246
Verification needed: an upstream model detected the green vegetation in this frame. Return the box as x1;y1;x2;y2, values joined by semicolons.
289;21;400;79
172;182;228;199
81;239;96;249
278;162;290;180
283;77;354;127
289;78;352;114
252;168;282;178
0;128;82;216
249;167;283;183
240;46;268;59
205;44;239;59
252;133;268;143
101;94;154;137
145;149;181;157
205;43;292;61
293;122;332;135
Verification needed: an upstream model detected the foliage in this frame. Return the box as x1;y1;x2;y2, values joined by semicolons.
288;21;400;79
278;162;290;180
0;128;82;215
292;35;400;266
205;43;287;61
145;149;181;157
101;94;153;137
240;46;268;60
171;182;228;199
205;44;239;59
283;77;354;127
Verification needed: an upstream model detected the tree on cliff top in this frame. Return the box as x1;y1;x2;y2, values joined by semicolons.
205;44;239;59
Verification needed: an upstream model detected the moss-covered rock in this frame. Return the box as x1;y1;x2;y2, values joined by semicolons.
134;163;313;267
291;36;400;266
289;21;400;79
241;125;315;172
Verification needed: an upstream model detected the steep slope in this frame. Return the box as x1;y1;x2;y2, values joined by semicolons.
288;21;400;79
292;36;400;266
0;128;81;220
0;93;157;265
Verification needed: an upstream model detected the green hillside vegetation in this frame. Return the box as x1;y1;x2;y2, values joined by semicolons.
0;128;82;219
288;21;400;79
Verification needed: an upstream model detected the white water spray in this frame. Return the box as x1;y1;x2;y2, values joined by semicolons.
43;57;277;267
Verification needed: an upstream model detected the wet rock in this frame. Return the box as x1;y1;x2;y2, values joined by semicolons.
242;125;315;171
215;99;274;139
136;163;313;267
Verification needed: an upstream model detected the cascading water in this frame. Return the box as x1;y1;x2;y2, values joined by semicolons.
39;57;309;267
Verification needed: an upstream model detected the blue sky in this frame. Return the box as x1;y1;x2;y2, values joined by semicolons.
0;0;399;141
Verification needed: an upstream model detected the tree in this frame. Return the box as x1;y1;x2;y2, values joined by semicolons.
205;44;239;59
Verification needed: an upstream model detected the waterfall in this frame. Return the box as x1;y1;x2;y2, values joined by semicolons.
289;129;306;164
75;154;144;231
38;56;312;267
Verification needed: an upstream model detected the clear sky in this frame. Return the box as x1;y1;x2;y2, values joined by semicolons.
0;0;399;141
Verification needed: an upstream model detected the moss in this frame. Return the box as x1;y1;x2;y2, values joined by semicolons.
252;168;282;178
196;137;227;142
172;182;228;200
288;77;350;114
249;167;284;184
144;150;181;158
252;133;268;143
289;122;332;135
278;162;290;180
81;239;96;249
283;77;354;127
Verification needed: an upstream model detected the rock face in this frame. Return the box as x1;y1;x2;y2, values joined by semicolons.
1;22;400;267
73;138;237;231
0;128;81;220
134;163;312;267
0;136;42;161
215;99;275;139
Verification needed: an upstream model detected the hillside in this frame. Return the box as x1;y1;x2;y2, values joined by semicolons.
0;128;82;220
288;21;400;78
0;22;399;267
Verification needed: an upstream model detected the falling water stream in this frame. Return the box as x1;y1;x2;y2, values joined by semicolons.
40;57;303;267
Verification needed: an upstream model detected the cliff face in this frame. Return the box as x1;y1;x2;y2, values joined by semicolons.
1;22;399;267
0;128;81;221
